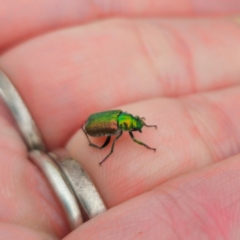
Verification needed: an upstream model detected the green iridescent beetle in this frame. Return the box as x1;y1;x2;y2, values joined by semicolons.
82;110;157;165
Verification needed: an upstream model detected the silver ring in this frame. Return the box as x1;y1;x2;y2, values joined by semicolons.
0;70;107;229
0;71;46;151
49;149;106;219
29;150;83;229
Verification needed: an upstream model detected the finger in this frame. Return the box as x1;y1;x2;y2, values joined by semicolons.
1;1;240;51
0;223;52;240
0;83;236;235
0;119;69;236
64;153;240;240
68;85;240;206
0;18;240;148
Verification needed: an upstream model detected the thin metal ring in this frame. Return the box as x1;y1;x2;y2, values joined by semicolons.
29;150;83;229
0;70;107;229
0;71;46;151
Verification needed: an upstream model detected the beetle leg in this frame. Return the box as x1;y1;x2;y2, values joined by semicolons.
82;126;111;149
129;131;156;151
142;120;157;129
99;131;123;166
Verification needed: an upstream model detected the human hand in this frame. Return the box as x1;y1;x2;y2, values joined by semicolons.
1;1;240;239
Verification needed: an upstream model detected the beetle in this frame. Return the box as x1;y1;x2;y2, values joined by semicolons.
82;110;157;165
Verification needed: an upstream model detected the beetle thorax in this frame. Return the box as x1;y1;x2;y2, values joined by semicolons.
118;113;143;131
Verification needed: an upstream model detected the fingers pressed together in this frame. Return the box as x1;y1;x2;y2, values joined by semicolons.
0;3;240;239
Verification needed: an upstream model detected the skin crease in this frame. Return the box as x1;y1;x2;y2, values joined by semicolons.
1;0;240;50
0;1;240;240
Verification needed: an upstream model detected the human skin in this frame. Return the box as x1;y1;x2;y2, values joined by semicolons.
0;1;240;239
